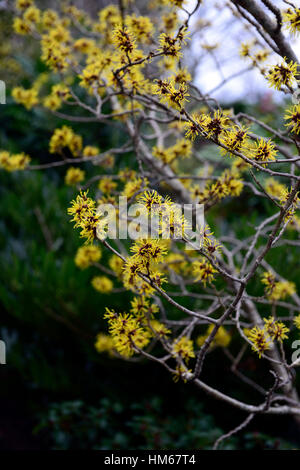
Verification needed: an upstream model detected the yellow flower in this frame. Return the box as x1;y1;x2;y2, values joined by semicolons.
43;94;61;111
41;32;72;72
231;157;250;174
11;86;38;110
221;170;244;197
220;126;249;156
109;255;124;276
122;256;146;292
285;104;300;134
138;190;163;212
68;191;107;243
112;26;137;55
23;6;41;24
202;110;231;139
119;168;137;182
159;203;190;239
130;238;168;265
172;336;195;362
267;59;298;90
42;9;59;29
294;314;300;330
152;78;189;110
172;67;191;84
130;296;149;316
125;14;154;43
247;326;271;358
196;325;231;349
91;276;113;293
74;38;96;54
149;320;170;338
83;146;100;157
15;0;33;10
254;49;270;63
192;258;217;286
245;138;277;164
184;113;206;140
0;151;30;171
95;333;115;354
164;253;187;274
162;11;179;32
264;317;289;342
261;271;296;301
153;138;192;165
122;177;147;199
75;244;101;269
283;8;300;35
279;187;299;221
173;364;192;383
98;177;117;194
105;310;151;357
43;84;70;111
239;41;254;58
65;167;85;186
265;178;287;198
157;28;188;59
49;126;82;156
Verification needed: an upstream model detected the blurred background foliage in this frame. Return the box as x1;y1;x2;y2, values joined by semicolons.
0;1;300;450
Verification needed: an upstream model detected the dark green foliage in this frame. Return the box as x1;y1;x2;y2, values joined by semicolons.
36;397;295;450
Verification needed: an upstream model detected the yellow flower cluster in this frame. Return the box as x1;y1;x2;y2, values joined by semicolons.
98;177;117;194
185;110;231;141
137;190;191;239
96;297;170;358
294;314;300;330
261;271;296;301
95;333;115;354
65;167;85;186
246;326;271;358
109;255;124;277
190;169;244;205
239;40;270;72
264;317;289;342
123;237;168;295
279;187;299;221
285;104;300;134
112;26;137;55
91;276;113;293
192;258;217;286
197;325;231;349
0;150;30;171
267;59;298;91
44;84;71;111
122;177;147;199
104;308;151;357
153;138;192;165
172;336;195;362
74;244;101;269
247;316;289;358
283;8;300;35
265;178;287;199
49;126;82;156
153;78;189;111
11;86;39;110
68;191;105;243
